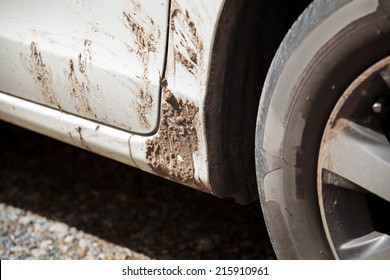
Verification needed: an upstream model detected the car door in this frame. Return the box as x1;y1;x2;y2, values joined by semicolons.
0;0;169;134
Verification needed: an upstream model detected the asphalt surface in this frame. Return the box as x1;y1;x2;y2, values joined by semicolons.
0;121;275;259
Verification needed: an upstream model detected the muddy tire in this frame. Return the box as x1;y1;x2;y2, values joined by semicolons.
256;0;390;259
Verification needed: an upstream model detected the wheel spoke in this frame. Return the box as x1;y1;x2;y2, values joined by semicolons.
321;119;390;201
339;231;390;259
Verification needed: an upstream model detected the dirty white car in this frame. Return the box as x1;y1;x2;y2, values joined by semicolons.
1;0;389;259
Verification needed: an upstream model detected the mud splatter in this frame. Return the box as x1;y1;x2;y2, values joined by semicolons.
146;89;200;186
76;126;84;141
78;53;86;74
23;42;59;106
123;11;158;54
77;40;92;74
75;126;89;149
67;58;93;116
162;87;179;110
170;2;204;75
134;85;153;129
66;40;95;117
123;2;161;130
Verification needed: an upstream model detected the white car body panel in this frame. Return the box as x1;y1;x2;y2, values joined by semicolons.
0;0;225;194
130;0;224;193
0;93;136;166
0;0;169;134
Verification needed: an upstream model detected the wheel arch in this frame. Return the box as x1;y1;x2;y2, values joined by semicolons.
205;0;312;203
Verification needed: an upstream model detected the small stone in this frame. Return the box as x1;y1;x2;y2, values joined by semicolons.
10;246;28;253
19;216;32;225
33;225;41;233
64;235;75;244
49;222;68;234
7;212;18;222
40;240;53;249
76;247;87;258
84;251;96;260
98;253;106;259
31;248;46;258
78;239;89;248
60;245;69;253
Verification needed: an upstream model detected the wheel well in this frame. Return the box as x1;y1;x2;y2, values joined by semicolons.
205;0;312;204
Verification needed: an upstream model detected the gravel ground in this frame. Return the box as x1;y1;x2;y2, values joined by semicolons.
0;121;275;260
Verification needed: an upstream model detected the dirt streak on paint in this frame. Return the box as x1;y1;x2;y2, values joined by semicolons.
123;2;161;130
23;42;59;107
66;39;96;118
170;1;204;75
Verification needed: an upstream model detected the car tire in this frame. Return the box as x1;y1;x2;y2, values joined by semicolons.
256;0;390;259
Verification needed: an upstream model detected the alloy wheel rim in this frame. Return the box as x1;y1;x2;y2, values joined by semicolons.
318;56;390;259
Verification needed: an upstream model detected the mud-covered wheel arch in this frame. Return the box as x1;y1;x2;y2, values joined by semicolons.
205;0;311;203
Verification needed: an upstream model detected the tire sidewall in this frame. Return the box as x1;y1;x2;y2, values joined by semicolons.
256;0;390;259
